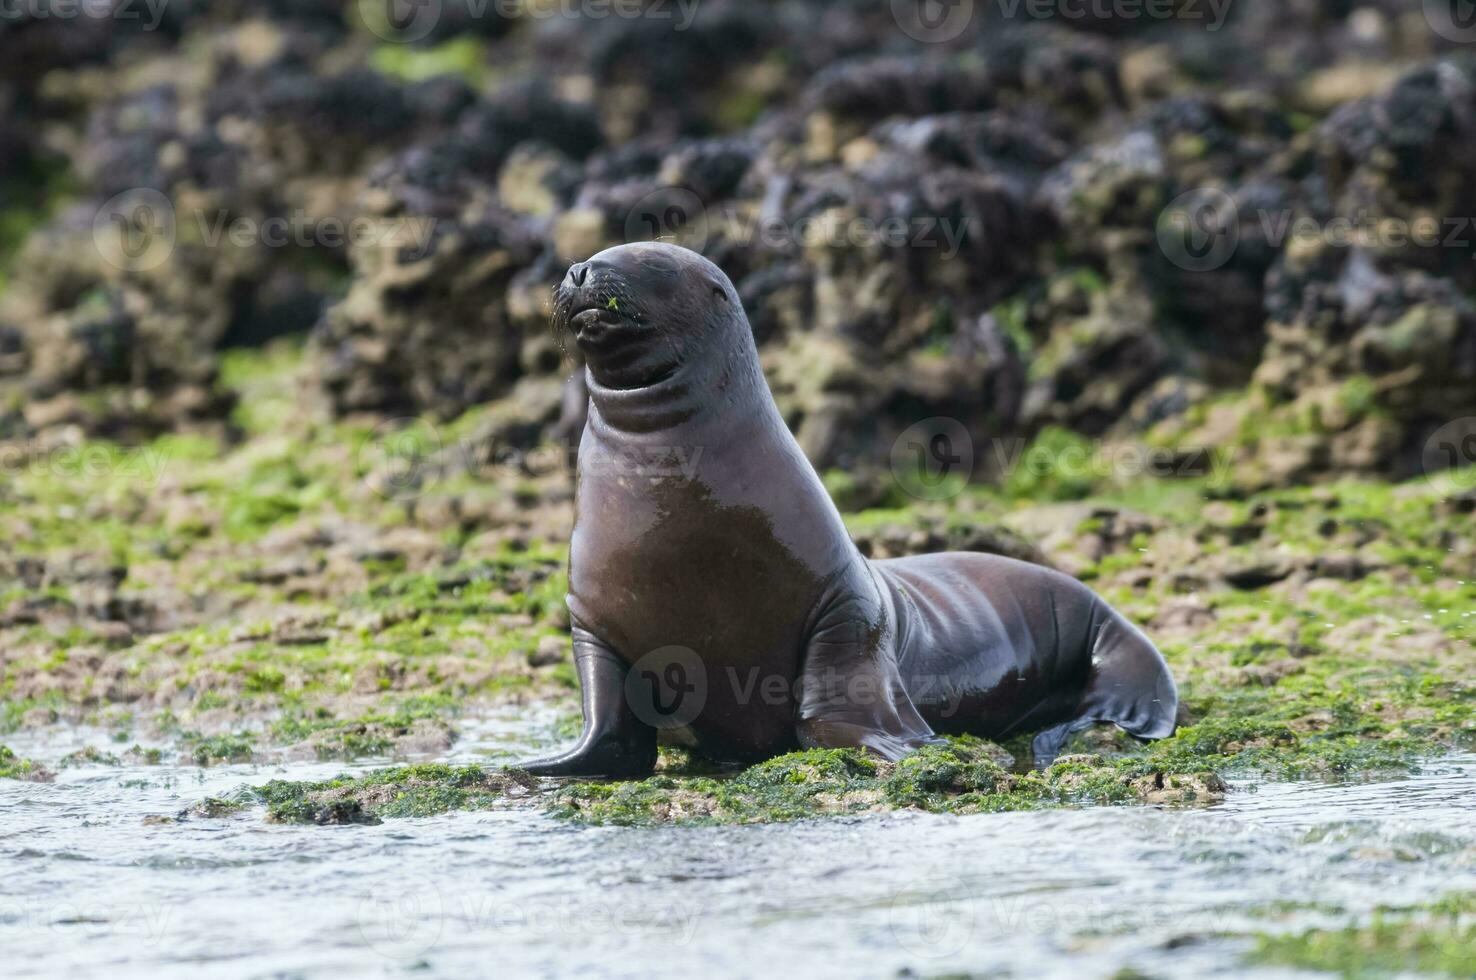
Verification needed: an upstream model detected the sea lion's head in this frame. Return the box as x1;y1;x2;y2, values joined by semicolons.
553;242;744;392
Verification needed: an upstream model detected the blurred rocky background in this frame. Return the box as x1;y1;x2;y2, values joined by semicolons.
2;0;1475;492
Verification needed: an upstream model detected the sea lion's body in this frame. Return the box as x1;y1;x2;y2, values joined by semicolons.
519;243;1177;778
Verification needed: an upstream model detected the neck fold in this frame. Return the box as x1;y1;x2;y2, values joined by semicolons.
586;335;763;438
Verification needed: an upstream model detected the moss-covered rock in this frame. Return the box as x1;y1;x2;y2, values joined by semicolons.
0;745;53;782
1248;892;1476;979
553;739;1226;827
247;764;537;825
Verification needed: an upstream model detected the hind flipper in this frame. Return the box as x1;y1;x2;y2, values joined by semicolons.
1080;602;1179;741
1031;602;1178;768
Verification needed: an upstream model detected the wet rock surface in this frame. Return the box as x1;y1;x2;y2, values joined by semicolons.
0;0;1472;834
0;3;1469;480
0;345;1469;820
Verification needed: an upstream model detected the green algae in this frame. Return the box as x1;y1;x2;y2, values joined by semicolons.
371;36;488;87
1002;426;1100;502
59;746;122;768
182;732;255;766
5;344;1474;822
246;763;536;825
0;745;50;781
270;708;454;760
552;739;1226;827
186;796;249;819
1248;892;1476;978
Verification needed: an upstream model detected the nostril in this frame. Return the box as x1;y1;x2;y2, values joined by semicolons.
568;262;588;287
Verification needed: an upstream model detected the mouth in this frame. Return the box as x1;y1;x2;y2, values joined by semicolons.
568;302;639;348
572;306;621;332
555;290;677;391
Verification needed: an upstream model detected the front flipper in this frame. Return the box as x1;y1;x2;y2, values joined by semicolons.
795;580;939;762
513;627;656;779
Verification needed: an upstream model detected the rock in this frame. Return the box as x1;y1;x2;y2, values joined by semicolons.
1151;599;1215;632
1236;660;1305;687
1133;770;1227;805
528;635;565;668
1440;488;1476;516
1311;554;1366;580
1221;556;1297;589
0;2;1468;491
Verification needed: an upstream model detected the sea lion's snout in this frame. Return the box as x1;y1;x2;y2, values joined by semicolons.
554;256;636;344
553;242;732;391
557;266;636;349
552;250;680;391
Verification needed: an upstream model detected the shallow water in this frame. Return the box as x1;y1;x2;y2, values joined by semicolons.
3;717;1473;979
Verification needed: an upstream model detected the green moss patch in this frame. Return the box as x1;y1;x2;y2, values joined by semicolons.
270;710;456;760
1248;893;1476;978
245;764;538;825
0;745;52;781
5;344;1473;825
553;739;1226;827
181;732;256;766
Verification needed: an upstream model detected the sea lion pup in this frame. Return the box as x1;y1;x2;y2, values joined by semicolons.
517;242;1177;778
